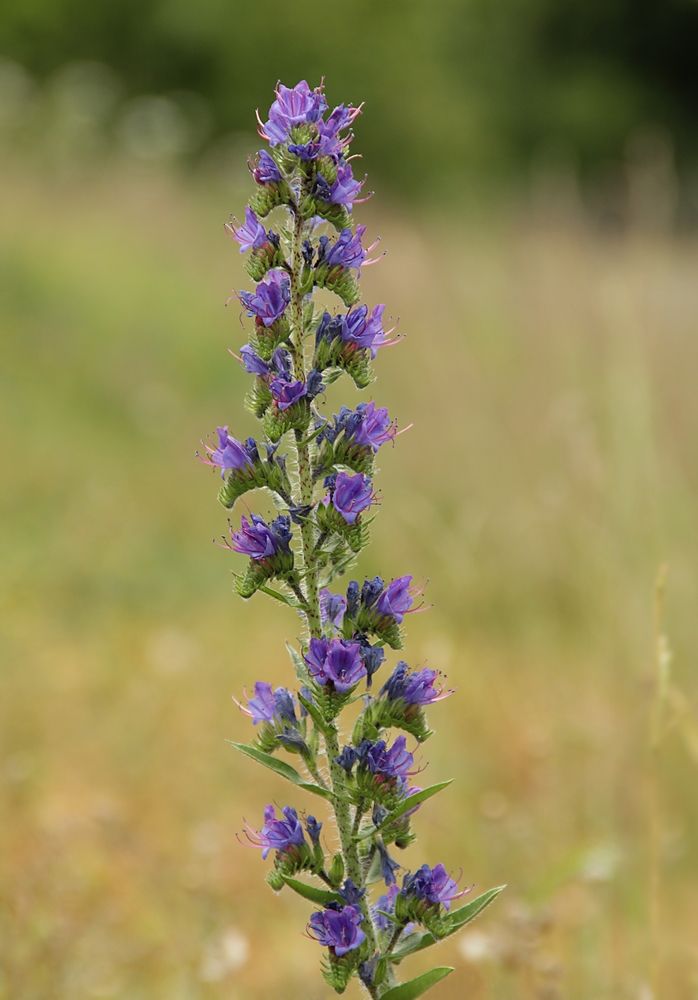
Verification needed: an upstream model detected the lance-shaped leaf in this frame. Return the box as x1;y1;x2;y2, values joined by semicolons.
281;876;343;906
287;641;311;685
298;692;330;736
228;742;335;801
354;781;453;841
390;886;506;962
440;884;507;935
380;966;453;1000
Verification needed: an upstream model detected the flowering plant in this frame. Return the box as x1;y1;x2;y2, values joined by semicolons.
199;80;503;999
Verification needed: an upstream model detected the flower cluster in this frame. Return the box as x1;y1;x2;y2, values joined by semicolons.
198;80;500;999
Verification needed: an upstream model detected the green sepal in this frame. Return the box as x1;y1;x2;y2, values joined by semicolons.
248;180;293;218
233;548;295;599
316;155;338;185
313;334;373;389
316;501;372;555
313;200;351;232
314;262;361;307
390;886;506;961
265;840;317;891
354;696;432;744
351;605;403;649
354;781;452;841
281;876;343;906
327;852;345;888
245;376;272;418
263;398;311;443
313;435;375;480
286;641;311;685
249;314;292;361
379;967;454;1000
217;455;291;510
244;241;286;282
298;692;330;736
316;535;360;587
227;741;335;802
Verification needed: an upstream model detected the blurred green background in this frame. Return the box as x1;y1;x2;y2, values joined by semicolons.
2;3;698;999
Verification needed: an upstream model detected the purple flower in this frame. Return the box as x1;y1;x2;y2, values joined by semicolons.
373;883;400;931
360;641;385;687
229;514;278;560
236;682;297;726
304;637;330;678
329;162;364;209
376;575;414;623
320;588;347;629
379;662;453;706
402;864;465;911
226;207;268;253
305;815;322;847
340;304;393;359
244;804;305;860
352;401;397;452
261;80;327;146
253;149;282;184
308;906;366;956
239;270;290;327
317;104;362;158
304;637;366;693
240;681;275;723
200;426;253;479
363;736;414;779
331;471;374;525
270;378;307;410
324;225;367;272
239;345;270;376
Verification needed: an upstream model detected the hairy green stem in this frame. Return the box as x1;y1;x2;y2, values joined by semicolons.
324;726;377;953
288;204;322;638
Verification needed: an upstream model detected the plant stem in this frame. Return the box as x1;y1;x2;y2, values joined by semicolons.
352;798;367;838
384;923;404;958
324;725;377;953
289;205;322;639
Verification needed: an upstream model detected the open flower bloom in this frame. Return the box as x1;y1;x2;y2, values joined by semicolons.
319;588;347;629
339;304;399;359
402;863;470;911
331;471;374;524
243;804;306;860
308;906;366;956
239;269;290;326
226;206;268;253
352;401;397;451
199;426;254;478
379;662;454;705
229;513;292;561
235;681;297;725
260;80;327;146
305;637;367;693
252;149;282;184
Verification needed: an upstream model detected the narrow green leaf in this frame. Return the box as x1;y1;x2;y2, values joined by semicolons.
258;585;302;608
298;693;329;735
354;781;453;841
227;742;334;801
281;876;342;906
390;932;436;962
296;423;327;449
441;885;507;935
287;641;310;685
380;967;453;1000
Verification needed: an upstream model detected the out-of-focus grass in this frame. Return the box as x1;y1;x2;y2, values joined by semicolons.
1;157;698;1000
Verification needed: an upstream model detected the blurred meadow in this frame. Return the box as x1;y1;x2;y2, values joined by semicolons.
2;6;698;999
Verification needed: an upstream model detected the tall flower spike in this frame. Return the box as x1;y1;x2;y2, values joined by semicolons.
198;79;501;1000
